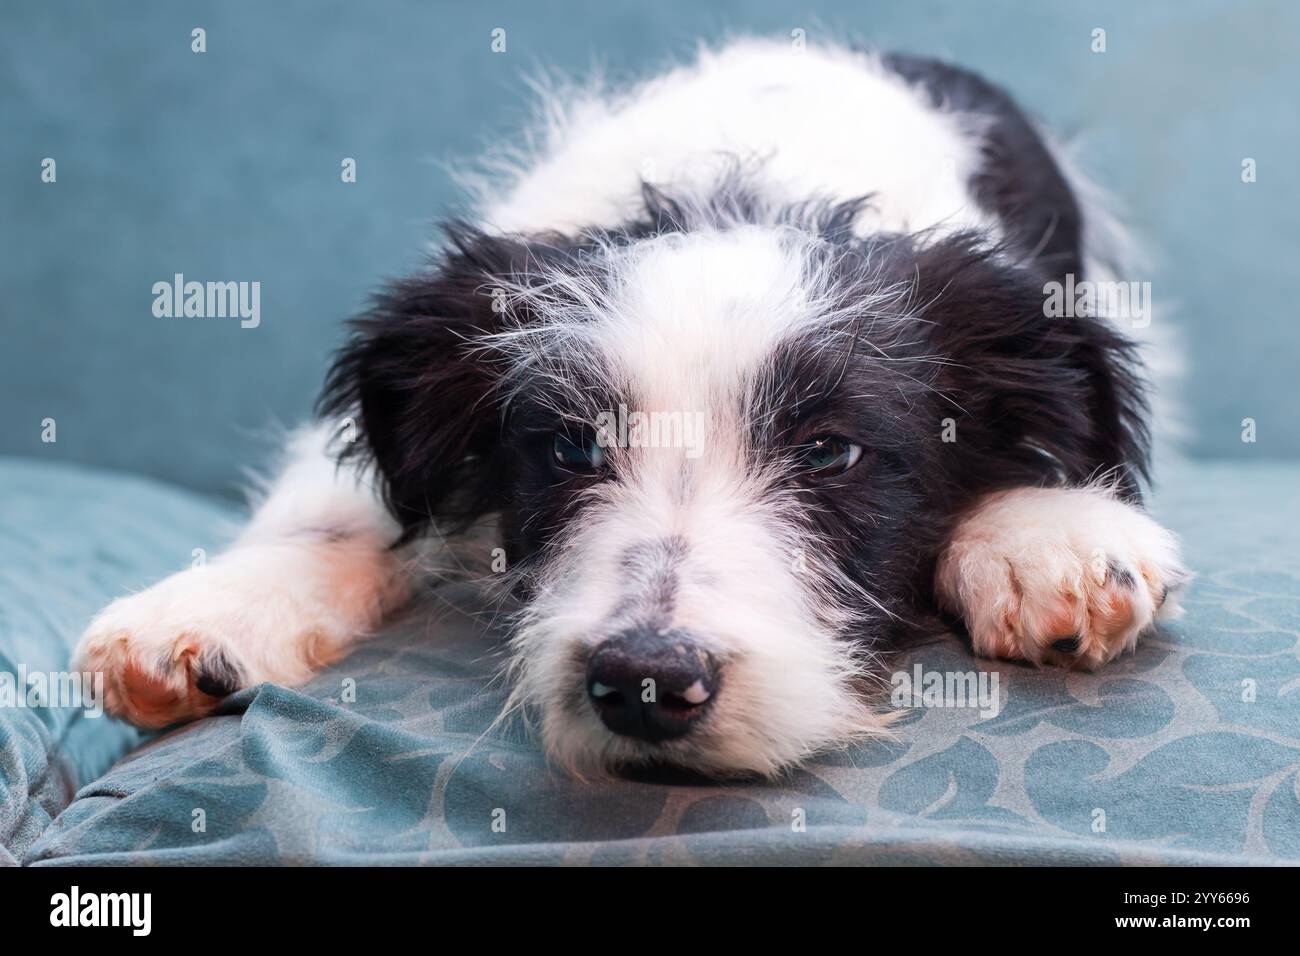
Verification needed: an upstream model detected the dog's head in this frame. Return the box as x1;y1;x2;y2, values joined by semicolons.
323;188;1146;776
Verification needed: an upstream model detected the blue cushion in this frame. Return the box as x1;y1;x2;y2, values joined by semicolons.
0;458;234;862
10;458;1300;865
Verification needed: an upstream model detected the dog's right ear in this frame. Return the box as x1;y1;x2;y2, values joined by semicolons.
319;225;532;538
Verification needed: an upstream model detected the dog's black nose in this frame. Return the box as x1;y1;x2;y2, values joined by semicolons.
586;628;719;743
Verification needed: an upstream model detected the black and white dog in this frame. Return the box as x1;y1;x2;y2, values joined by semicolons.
77;39;1187;776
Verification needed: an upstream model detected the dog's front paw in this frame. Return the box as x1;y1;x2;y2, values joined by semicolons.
73;542;397;727
936;487;1189;670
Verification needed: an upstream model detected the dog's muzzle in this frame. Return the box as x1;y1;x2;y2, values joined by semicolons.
586;627;719;743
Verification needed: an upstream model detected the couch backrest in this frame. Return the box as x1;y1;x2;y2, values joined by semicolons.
4;0;1297;497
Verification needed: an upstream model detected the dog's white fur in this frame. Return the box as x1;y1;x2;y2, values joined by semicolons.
479;218;935;774
472;41;997;241
76;424;410;726
935;485;1186;671
76;39;1185;773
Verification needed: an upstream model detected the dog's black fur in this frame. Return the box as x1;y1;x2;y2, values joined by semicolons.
320;55;1150;647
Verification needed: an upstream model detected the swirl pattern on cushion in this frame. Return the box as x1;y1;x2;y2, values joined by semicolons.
10;460;1300;865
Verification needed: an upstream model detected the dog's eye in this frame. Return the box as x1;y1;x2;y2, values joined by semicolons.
795;435;863;478
552;430;607;473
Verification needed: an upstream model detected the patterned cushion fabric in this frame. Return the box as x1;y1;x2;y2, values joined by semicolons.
5;458;1299;865
0;459;235;863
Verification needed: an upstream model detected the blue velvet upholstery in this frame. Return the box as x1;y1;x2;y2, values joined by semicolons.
4;0;1299;499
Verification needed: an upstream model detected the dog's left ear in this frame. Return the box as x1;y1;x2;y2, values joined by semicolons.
319;225;534;538
909;235;1150;498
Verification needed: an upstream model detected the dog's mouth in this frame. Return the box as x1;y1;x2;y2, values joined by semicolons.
611;756;761;786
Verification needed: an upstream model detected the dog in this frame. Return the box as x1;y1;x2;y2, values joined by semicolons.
75;38;1188;777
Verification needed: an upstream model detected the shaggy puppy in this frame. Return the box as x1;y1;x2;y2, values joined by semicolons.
76;39;1187;777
